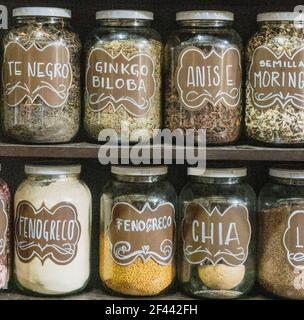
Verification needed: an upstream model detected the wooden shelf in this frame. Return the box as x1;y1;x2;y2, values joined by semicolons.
0;142;303;161
0;289;268;300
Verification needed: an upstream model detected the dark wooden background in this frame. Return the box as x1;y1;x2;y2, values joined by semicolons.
0;0;299;295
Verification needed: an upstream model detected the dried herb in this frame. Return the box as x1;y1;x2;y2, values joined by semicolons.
259;201;304;299
165;30;242;145
1;18;81;143
166;79;241;144
246;21;304;145
84;38;162;142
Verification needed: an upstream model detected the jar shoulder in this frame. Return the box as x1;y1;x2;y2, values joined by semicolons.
180;182;256;201
15;178;91;202
258;182;304;206
101;179;177;202
85;26;162;50
166;27;243;49
247;26;304;52
3;23;81;48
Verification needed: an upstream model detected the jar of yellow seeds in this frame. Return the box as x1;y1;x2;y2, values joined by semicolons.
99;166;177;296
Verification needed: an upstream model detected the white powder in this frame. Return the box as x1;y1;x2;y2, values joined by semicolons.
14;176;92;295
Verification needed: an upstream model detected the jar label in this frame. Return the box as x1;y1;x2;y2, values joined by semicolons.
107;202;175;266
0;199;9;289
284;209;304;269
0;199;8;258
2;42;73;108
15;201;81;265
248;45;304;109
176;46;242;111
182;203;251;266
86;49;157;117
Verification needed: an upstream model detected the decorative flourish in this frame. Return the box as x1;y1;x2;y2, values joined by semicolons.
176;46;242;110
182;203;251;266
15;201;81;265
3;42;73;108
112;239;173;265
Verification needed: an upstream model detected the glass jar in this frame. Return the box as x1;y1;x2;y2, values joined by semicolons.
179;167;256;299
0;166;11;291
84;10;162;142
1;7;81;143
258;167;304;299
100;166;177;296
165;11;243;145
14;164;92;296
246;12;304;146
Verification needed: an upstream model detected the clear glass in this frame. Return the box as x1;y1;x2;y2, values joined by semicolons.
165;20;243;145
14;173;92;296
179;175;256;299
99;173;177;296
84;19;162;142
258;176;304;299
1;16;81;143
245;20;304;146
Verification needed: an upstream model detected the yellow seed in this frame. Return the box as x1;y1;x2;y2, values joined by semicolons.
99;234;175;296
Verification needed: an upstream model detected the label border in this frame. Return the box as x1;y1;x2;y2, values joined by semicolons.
107;201;175;266
248;45;304;109
85;48;157;117
15;200;81;265
2;41;73;109
176;46;242;110
182;202;251;267
0;199;8;257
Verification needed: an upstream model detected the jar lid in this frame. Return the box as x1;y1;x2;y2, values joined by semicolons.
188;167;247;178
176;10;234;21
25;164;81;175
111;166;167;176
257;12;304;22
96;10;153;21
269;167;304;179
13;7;71;18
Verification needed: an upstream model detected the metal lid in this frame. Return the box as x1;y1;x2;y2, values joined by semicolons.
96;10;153;20
25;164;81;175
188;167;247;178
269;167;304;179
257;11;304;22
13;7;71;18
111;166;167;176
176;10;234;21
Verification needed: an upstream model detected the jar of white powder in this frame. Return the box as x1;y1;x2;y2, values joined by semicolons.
14;164;92;296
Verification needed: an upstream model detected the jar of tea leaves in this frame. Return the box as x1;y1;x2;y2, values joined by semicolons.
100;166;177;296
1;7;81;143
84;10;162;142
258;167;304;299
246;12;304;145
165;11;243;145
179;167;256;299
